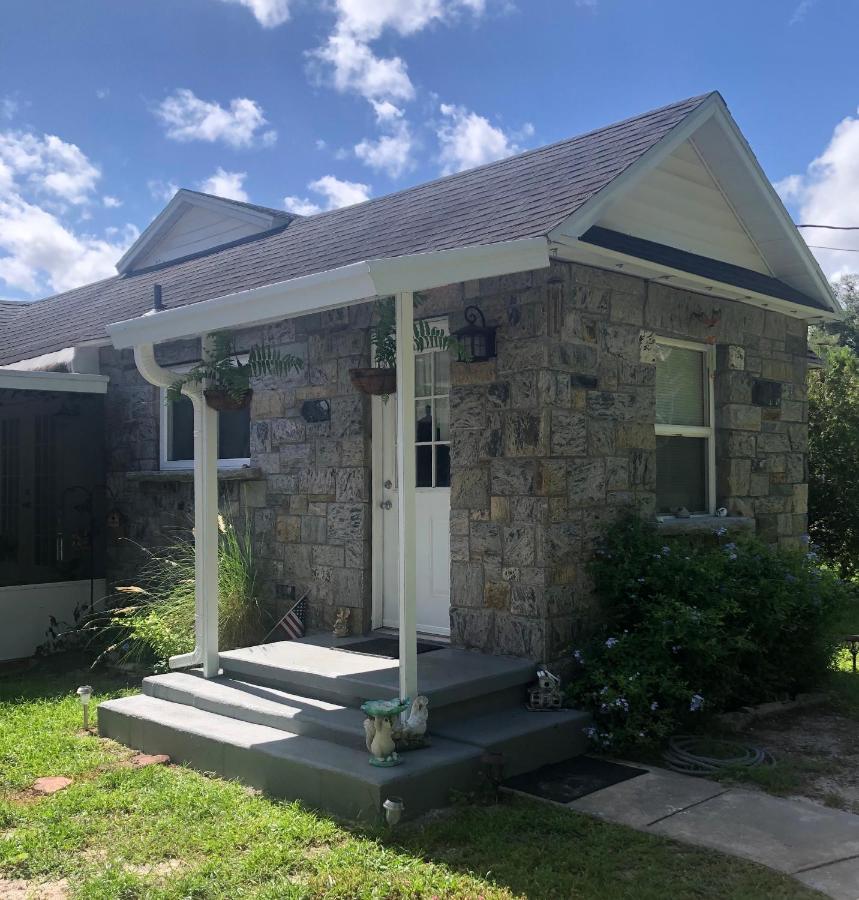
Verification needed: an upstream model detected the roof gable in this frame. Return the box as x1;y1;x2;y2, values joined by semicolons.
117;190;292;275
550;93;837;315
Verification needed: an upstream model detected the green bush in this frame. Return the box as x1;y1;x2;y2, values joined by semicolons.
88;513;266;668
566;515;858;753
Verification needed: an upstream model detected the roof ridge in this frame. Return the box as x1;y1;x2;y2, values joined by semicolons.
181;189;293;220
290;92;716;222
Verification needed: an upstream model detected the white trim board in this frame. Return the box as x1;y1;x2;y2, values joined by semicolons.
107;238;550;350
0;369;109;394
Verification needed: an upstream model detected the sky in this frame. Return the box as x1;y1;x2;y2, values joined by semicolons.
1;0;859;303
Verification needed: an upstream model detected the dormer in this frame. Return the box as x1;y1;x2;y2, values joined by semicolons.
117;189;294;274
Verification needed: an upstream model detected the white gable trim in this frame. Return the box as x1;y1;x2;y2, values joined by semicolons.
549;94;838;315
116;190;287;275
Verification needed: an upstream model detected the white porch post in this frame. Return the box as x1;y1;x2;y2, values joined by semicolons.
394;291;418;700
191;332;219;676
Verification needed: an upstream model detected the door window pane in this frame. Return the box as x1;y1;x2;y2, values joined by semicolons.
656;436;706;514
416;446;433;487
415;355;432;398
435;398;449;441
656;346;705;427
415;402;433;443
434;352;450;393
435;445;451;487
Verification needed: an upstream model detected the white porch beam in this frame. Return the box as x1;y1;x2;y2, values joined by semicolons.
132;343;219;676
395;291;418;701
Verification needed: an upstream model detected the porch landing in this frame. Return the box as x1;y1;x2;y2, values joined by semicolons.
99;641;590;823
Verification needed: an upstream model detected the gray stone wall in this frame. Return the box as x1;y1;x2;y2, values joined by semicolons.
100;257;808;662
438;259;808;662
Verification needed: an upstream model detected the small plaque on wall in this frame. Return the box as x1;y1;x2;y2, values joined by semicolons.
751;379;782;408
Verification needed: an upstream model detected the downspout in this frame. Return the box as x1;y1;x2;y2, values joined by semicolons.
132;341;220;677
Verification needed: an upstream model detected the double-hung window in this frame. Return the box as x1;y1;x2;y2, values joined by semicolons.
159;365;250;470
654;339;715;517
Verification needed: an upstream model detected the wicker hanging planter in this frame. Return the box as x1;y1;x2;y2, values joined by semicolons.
204;388;252;411
349;367;397;396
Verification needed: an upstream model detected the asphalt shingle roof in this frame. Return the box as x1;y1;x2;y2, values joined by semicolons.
0;93;711;366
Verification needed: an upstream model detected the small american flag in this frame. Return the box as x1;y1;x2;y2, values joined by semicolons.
262;591;309;643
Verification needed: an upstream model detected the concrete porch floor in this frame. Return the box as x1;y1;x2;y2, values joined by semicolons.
99;639;591;822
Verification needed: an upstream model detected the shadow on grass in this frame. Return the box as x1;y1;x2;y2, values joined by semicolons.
0;652;139;703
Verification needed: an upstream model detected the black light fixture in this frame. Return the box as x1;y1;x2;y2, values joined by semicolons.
301;398;331;423
454;305;497;362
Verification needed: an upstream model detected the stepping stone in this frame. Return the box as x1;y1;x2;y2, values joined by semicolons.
31;777;72;795
129;753;170;768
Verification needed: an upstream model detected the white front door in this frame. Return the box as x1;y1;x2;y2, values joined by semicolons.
375;323;451;636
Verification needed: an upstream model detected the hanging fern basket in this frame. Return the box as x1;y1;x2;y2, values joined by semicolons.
349;367;397;396
204;388;252;411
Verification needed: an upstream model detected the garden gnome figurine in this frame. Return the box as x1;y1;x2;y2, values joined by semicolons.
332;607;351;639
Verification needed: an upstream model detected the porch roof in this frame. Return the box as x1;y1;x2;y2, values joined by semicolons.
0;368;108;394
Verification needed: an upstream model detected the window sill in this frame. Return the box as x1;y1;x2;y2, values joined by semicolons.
655;516;755;536
126;467;264;484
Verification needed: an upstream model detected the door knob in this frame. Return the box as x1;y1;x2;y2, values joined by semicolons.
379;499;392;510
384;479;393;489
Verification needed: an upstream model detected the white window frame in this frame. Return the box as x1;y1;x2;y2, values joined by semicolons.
159;361;250;471
654;337;716;519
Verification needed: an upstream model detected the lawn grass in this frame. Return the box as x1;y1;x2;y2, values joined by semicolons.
0;657;821;899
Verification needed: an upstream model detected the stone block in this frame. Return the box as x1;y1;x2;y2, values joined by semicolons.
301;516;326;544
757;432;791;454
451;562;485;608
450;608;495;652
722;404;761;431
792;483;809;514
719;458;751;497
495;616;546;660
298;468;336;497
491;459;537;495
503;525;536;566
537;459;568;496
336;468;369;502
451;467;489;509
484;581;511;610
275;515;301;543
616;423;655;450
326;504;367;545
587;391;640;421
511;584;546;617
449;386;486;429
490;496;510;523
451;360;497;385
509;496;548;523
548;341;599;373
470;521;501;557
550;409;587;456
504;411;548;457
605;457;630;491
542;523;580;565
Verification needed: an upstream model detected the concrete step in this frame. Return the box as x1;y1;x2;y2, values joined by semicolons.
142;672;367;751
218;641;536;717
432;707;592;778
98;694;484;823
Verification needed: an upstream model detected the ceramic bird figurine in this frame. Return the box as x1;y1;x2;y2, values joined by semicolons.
401;695;429;738
363;716;376;753
369;716;396;761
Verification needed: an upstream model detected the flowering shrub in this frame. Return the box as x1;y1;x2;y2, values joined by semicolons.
567;515;858;753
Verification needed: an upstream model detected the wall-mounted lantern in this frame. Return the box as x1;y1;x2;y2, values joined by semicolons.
454;305;497;363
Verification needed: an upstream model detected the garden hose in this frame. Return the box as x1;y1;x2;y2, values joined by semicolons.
662;735;774;776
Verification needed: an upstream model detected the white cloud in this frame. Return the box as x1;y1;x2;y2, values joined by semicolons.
0;131;100;205
311;34;414;103
777;107;859;278
218;0;291;27
309;1;489;105
1;97;18;120
371;100;404;124
284;174;371;215
102;195;122;208
789;0;817;25
355;119;414;177
148;179;180;204
95;88;110;101
436;103;524;174
0;129;137;296
199;167;249;202
155;89;276;148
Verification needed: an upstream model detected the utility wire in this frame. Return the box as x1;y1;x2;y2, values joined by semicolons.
807;245;859;253
798;224;859;230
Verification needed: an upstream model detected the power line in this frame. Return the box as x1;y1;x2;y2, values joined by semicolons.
808;245;859;253
798;224;859;230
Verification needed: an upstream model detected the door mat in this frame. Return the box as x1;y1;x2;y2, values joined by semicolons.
341;637;443;658
504;756;648;804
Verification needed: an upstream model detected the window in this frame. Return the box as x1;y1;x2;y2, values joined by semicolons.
160;390;250;470
654;339;715;517
414;319;451;488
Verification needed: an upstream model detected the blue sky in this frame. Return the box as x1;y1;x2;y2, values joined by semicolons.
1;0;858;301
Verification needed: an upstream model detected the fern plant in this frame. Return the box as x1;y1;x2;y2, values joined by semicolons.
370;296;465;367
166;331;304;404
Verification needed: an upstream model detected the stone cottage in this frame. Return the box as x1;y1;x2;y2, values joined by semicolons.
0;91;839;668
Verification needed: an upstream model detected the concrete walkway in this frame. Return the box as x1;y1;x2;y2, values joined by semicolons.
512;763;859;899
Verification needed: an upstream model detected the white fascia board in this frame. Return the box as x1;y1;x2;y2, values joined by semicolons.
108;238;550;350
555;237;838;321
0;369;109;394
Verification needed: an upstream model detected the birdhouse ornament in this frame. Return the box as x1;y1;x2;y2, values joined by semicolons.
527;668;562;711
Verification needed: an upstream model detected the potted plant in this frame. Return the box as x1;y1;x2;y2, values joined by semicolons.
167;331;304;411
349;297;463;397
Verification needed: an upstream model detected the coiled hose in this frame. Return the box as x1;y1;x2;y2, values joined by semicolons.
663;735;774;776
